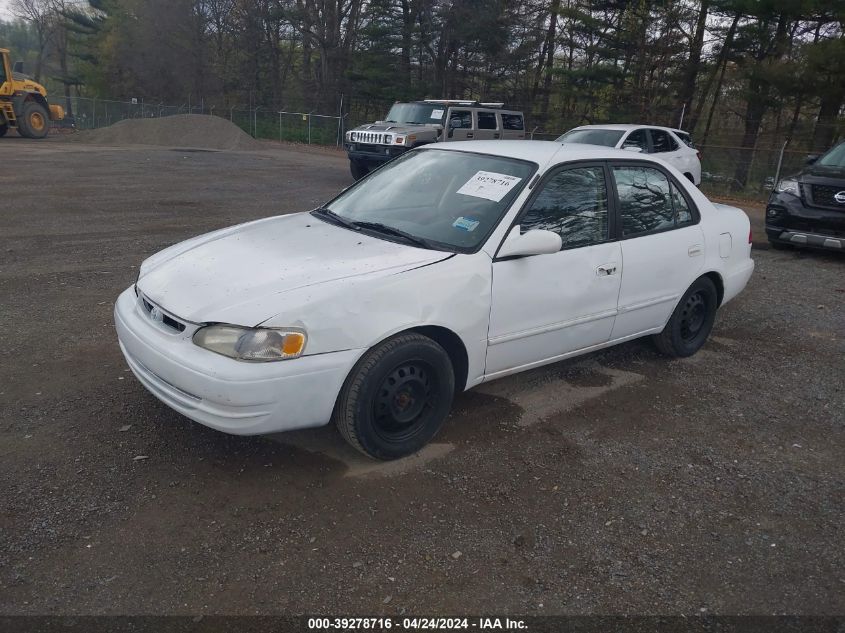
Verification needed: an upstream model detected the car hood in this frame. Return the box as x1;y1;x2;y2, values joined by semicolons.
136;212;451;325
800;163;845;182
351;122;441;135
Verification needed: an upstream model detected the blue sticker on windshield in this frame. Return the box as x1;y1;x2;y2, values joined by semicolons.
453;217;480;232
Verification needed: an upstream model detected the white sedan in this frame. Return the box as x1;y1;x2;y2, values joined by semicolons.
115;142;753;460
557;124;702;185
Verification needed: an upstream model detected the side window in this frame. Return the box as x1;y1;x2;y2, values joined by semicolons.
622;129;648;152
613;166;695;236
449;110;472;129
520;166;609;249
671;182;693;224
651;129;678;153
477;111;497;130
501;113;524;131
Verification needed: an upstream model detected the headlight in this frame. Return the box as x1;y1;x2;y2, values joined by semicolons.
775;178;800;196
193;325;306;362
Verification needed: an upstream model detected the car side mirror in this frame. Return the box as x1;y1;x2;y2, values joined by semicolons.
498;227;562;259
805;154;820;165
13;60;24;74
623;145;643;153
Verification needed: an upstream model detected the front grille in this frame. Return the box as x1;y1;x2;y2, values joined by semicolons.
809;184;845;209
140;295;187;332
351;131;389;145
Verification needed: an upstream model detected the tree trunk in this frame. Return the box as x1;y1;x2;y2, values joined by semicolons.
688;12;739;135
539;0;561;126
675;0;709;128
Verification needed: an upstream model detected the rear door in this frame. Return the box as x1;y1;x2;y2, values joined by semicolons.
474;110;500;140
608;162;705;339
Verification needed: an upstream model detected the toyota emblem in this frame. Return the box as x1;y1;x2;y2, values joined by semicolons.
834;191;845;204
149;306;164;323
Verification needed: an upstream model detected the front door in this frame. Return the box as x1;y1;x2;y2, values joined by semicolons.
486;164;622;377
446;109;474;141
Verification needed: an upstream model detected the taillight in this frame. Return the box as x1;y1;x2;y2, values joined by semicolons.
696;151;701;161
749;228;753;244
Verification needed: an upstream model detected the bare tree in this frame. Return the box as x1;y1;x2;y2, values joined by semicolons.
11;0;55;81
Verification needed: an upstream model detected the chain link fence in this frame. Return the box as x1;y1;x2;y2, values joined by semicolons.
59;97;348;148
51;96;839;202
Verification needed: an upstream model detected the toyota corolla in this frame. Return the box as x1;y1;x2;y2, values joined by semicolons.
115;142;754;460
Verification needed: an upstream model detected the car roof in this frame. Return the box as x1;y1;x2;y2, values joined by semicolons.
427;140;671;166
568;124;688;135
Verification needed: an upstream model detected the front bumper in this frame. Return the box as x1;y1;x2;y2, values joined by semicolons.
114;287;362;435
346;143;408;165
766;191;845;250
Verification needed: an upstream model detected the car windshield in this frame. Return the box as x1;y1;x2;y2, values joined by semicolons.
556;128;625;147
316;149;536;252
817;142;845;168
384;103;445;125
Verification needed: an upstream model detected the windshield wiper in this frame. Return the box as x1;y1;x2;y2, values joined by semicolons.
352;221;438;250
311;206;358;230
312;209;440;250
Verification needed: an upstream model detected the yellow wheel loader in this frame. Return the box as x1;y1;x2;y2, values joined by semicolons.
0;48;65;139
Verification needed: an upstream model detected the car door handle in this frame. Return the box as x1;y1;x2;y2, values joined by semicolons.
688;244;703;257
493;133;500;139
466;132;474;139
596;264;618;276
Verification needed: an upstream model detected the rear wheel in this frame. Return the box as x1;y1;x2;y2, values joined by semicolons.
333;333;455;460
0;123;7;138
350;159;369;181
18;101;50;139
653;276;718;358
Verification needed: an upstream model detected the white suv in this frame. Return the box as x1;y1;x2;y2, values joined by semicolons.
557;124;702;185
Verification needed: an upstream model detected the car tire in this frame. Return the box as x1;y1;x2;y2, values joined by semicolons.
17;101;50;139
350;160;369;181
653;276;718;358
0;123;7;138
333;333;455;460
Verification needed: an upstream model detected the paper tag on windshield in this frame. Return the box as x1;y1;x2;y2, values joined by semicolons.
457;171;522;202
430;109;444;119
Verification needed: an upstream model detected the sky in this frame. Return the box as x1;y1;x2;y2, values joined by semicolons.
0;0;13;21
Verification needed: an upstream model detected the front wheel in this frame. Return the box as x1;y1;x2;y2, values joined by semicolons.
653;276;718;358
333;333;455;460
18;101;50;139
0;123;8;138
349;159;369;181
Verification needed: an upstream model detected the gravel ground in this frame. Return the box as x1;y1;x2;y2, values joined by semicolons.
0;137;843;616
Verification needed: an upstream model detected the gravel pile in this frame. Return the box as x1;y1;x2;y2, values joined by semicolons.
73;114;262;150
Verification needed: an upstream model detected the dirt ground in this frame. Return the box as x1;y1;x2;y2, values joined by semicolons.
0;136;843;616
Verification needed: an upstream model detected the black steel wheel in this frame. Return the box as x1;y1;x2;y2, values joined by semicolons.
653;276;718;358
333;333;455;460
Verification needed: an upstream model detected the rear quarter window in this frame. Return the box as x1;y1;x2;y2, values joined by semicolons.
502;114;524;131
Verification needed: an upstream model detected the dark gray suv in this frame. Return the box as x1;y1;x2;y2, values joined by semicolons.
766;141;845;251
